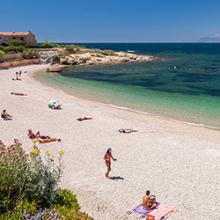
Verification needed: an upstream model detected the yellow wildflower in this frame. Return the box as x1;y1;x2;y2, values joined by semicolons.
57;149;64;156
45;150;51;156
32;139;39;144
31;148;40;156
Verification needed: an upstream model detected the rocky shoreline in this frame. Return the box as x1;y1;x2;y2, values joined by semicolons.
39;48;155;72
60;50;154;66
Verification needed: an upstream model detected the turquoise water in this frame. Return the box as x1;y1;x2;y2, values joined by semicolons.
36;43;220;128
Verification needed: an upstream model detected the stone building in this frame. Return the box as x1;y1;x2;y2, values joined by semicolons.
0;31;37;46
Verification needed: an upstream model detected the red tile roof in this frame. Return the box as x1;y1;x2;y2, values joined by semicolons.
0;32;32;36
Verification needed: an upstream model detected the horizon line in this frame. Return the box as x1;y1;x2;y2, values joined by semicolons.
38;41;220;44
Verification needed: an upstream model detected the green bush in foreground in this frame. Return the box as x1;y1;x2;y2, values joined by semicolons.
0;144;61;212
0;142;92;219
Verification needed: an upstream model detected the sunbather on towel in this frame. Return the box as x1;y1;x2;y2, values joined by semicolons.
28;129;41;139
77;117;92;121
51;104;62;110
146;195;157;210
38;138;61;143
28;129;58;140
143;190;151;208
118;128;138;134
1;109;13;120
11;92;27;96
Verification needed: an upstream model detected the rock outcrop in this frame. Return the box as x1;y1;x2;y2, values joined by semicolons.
37;50;59;63
60;51;154;66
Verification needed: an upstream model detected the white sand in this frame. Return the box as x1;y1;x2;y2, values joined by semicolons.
0;65;220;220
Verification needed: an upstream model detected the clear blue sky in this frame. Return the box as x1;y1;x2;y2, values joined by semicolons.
1;0;220;42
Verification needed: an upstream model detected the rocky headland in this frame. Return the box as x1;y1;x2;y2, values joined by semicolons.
38;47;155;72
60;50;154;66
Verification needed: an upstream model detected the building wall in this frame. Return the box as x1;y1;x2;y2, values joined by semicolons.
0;32;36;46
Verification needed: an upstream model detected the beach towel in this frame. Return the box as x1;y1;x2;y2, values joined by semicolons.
153;204;175;220
133;203;174;220
133;203;159;217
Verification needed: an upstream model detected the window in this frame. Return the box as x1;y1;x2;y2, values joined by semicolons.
20;37;24;41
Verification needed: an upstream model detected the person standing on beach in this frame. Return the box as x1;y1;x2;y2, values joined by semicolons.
16;72;19;79
104;148;116;178
19;70;22;77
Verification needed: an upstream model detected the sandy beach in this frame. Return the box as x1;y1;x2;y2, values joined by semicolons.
0;64;220;220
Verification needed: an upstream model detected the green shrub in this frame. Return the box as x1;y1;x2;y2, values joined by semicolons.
22;49;37;59
0;40;26;53
4;45;25;53
0;50;5;62
65;44;85;54
52;55;60;63
7;39;25;47
0;142;93;219
16;199;37;215
38;40;56;48
55;205;93;220
0;211;23;220
55;189;79;209
99;50;116;56
0;144;62;213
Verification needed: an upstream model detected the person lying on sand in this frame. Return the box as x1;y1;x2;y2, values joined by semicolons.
104;148;117;178
38;138;61;144
27;129;61;143
28;129;54;140
1;109;13;120
11;92;27;96
118;128;138;134
28;129;41;139
143;190;151;208
77;117;93;121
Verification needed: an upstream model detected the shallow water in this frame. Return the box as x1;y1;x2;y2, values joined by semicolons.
36;43;220;128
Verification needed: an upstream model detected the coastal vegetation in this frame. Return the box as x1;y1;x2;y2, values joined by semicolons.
0;50;5;62
0;142;92;220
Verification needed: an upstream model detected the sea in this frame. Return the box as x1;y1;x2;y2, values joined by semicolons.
36;43;220;129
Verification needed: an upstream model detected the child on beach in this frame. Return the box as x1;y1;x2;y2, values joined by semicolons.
104;148;117;178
